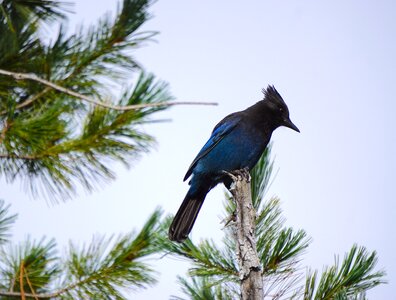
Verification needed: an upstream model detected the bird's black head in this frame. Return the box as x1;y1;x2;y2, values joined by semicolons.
263;85;300;132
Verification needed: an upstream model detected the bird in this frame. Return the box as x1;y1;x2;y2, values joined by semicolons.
169;85;299;242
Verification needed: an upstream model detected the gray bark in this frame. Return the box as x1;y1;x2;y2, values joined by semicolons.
227;169;263;300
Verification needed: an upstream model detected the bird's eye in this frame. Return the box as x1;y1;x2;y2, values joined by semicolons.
279;107;283;113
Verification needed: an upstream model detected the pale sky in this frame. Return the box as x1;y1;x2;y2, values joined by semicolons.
2;0;395;299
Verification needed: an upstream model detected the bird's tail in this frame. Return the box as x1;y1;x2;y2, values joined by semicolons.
169;186;209;242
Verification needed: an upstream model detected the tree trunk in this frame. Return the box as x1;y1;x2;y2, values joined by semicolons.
227;169;263;300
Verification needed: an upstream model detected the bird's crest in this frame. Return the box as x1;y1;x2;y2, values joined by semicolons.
262;85;286;106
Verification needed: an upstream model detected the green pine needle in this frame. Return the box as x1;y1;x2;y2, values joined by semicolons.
60;208;163;298
0;199;17;246
0;236;59;293
171;276;237;300
304;245;386;300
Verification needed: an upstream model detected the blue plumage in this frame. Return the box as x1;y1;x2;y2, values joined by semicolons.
169;86;299;242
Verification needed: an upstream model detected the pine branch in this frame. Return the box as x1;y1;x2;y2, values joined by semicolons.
56;209;163;298
0;68;217;113
303;245;386;300
0;209;164;299
1;72;179;200
158;225;238;281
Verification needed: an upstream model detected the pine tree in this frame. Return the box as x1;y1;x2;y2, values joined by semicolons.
0;0;174;201
159;146;386;299
0;0;173;298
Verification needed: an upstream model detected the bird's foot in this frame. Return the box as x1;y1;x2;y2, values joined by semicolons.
222;168;251;182
235;167;251;181
222;168;251;193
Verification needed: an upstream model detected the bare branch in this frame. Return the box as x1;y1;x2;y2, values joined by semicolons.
0;290;54;299
226;168;264;300
0;69;218;112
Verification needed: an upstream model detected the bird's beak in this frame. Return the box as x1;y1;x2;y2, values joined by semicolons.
283;118;300;133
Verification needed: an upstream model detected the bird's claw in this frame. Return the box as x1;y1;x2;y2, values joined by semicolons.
222;170;237;181
222;168;250;182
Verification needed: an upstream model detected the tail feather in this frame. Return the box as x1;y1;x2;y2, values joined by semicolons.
168;194;205;242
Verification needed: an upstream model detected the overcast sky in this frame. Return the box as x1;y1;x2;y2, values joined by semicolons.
2;0;396;299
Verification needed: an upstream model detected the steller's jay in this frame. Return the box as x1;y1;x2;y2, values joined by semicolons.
169;85;299;242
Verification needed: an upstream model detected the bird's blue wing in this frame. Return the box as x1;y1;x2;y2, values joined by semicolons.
183;113;242;181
